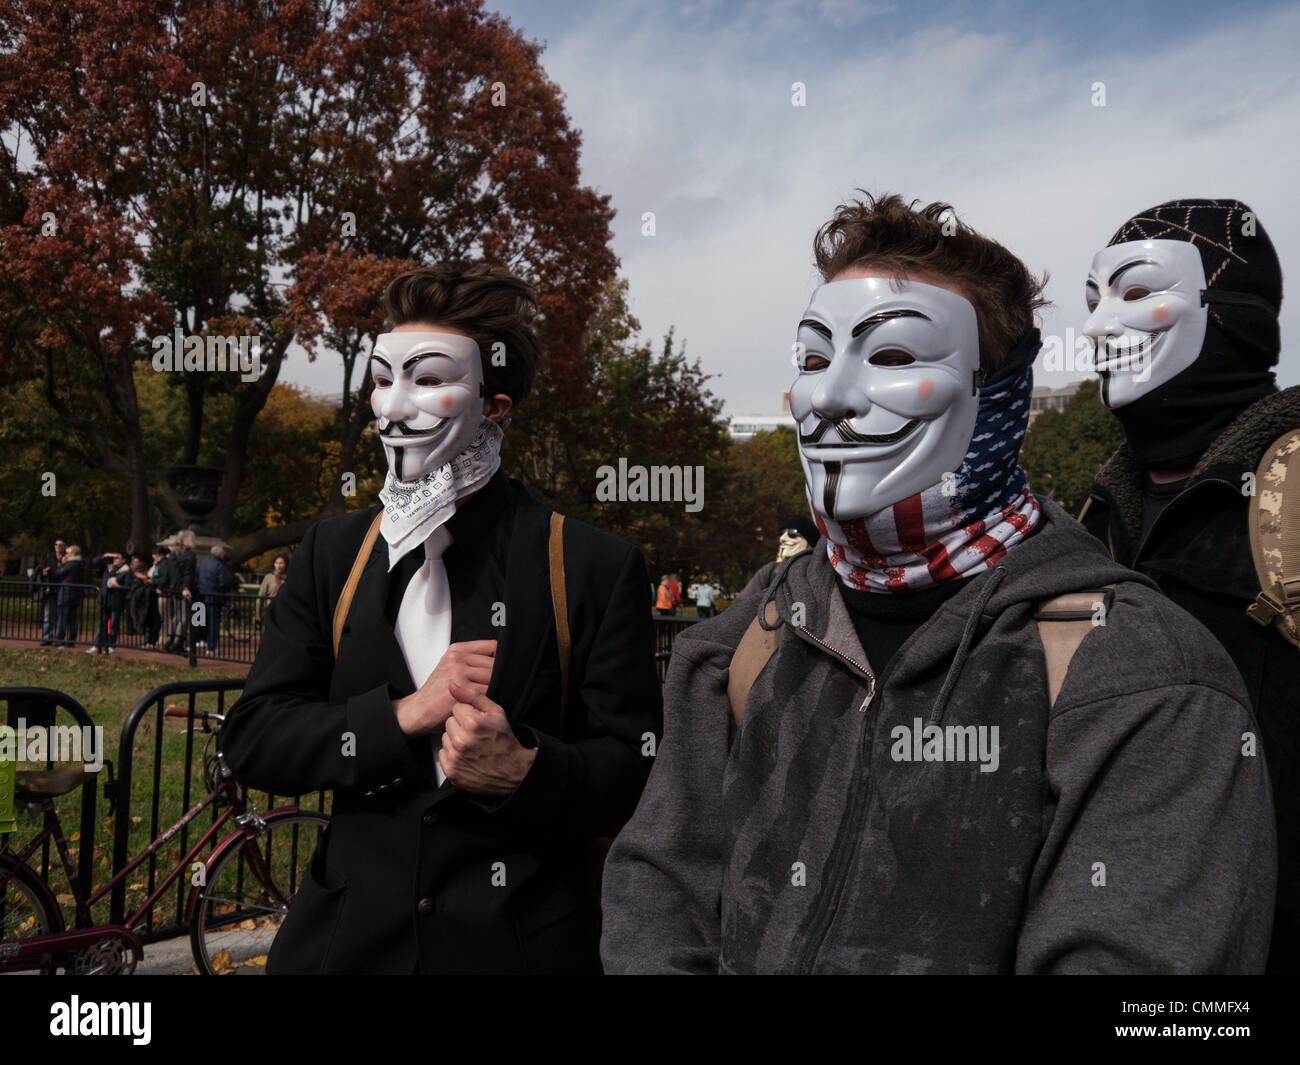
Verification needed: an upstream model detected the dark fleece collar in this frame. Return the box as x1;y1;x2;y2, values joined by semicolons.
1093;385;1300;548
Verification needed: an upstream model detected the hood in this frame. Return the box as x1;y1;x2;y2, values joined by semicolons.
757;496;1145;719
1092;384;1300;551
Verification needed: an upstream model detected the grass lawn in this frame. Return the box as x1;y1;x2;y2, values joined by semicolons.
1;647;323;935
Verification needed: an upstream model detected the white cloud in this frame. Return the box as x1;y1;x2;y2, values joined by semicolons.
283;2;1300;416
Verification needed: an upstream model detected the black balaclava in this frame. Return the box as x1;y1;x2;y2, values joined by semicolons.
1102;199;1282;470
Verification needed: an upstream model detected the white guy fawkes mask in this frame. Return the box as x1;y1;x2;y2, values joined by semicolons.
1083;239;1208;409
369;331;486;483
777;528;811;560
790;277;981;520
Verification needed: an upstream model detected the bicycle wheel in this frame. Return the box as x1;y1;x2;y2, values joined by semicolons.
190;810;328;975
0;854;64;975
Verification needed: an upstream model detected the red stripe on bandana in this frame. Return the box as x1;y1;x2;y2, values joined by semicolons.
895;493;959;583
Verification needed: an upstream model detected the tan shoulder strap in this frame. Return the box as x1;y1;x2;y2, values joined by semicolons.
549;512;570;725
331;509;384;658
1034;585;1115;706
1246;428;1300;649
726;599;782;728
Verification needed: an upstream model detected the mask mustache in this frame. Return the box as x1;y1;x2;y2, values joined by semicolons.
800;417;921;447
383;418;446;437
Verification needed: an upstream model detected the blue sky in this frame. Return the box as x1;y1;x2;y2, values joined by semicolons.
289;0;1300;415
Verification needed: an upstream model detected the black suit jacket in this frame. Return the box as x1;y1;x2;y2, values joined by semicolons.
219;471;663;973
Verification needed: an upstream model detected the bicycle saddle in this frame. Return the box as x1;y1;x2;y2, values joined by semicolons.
14;765;94;799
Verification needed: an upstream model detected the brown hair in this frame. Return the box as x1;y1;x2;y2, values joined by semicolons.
381;264;545;407
813;192;1048;371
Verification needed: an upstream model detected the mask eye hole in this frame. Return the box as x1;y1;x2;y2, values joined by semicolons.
1085;286;1099;312
414;376;443;387
868;349;914;367
1122;286;1151;302
373;376;392;388
802;354;830;371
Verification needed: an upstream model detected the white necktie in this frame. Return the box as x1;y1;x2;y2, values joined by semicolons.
393;524;454;785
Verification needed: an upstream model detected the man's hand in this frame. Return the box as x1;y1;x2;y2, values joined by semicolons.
438;680;536;796
393;640;497;738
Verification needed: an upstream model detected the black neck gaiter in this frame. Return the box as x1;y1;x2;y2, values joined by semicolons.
1110;317;1277;470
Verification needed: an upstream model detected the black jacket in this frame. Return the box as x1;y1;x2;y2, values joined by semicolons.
219;471;663;974
53;558;86;607
173;548;197;597
92;555;133;610
33;551;62;601
1081;385;1300;973
153;555;179;595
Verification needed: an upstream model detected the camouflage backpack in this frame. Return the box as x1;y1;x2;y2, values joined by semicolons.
1247;428;1300;649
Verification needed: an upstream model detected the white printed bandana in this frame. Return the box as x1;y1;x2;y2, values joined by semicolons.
378;417;503;568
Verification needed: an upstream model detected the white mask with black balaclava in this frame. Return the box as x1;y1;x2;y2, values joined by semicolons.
791;277;1040;592
1083;239;1208;409
369;331;503;566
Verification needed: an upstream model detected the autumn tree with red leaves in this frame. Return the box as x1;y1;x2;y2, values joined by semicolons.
0;0;616;559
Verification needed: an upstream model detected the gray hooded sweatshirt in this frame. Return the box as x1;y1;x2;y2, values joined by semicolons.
600;498;1276;974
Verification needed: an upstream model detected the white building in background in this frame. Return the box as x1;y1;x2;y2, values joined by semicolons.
729;414;795;441
1028;382;1081;423
729;392;795;442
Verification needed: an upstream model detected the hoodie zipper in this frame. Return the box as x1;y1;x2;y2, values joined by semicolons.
795;625;877;711
779;613;879;973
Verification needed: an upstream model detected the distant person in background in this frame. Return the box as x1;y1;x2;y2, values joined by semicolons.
776;516;819;562
667;573;682;610
256;554;288;628
656;575;675;615
156;541;186;655
88;550;134;655
52;545;85;648
173;530;199;654
35;538;67;645
693;582;716;618
127;553;161;649
196;544;233;656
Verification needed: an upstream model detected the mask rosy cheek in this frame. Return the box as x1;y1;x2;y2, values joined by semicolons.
1152;304;1169;324
916;379;934;400
440;395;454;411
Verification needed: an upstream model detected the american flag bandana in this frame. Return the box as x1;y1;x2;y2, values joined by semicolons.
814;350;1041;593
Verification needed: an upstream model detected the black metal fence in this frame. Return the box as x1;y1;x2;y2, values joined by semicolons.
5;576;708;678
1;578;268;665
0;687;101;891
111;680;329;942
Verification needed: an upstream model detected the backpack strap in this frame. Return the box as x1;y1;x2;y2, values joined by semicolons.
726;598;782;728
1246;428;1300;649
331;509;384;658
1034;585;1115;706
549;512;570;727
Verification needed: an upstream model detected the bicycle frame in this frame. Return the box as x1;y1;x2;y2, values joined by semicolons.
0;758;295;973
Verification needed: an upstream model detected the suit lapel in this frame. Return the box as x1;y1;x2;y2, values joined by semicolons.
337;539;418;697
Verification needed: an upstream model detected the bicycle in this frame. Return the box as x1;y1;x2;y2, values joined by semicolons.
0;706;328;975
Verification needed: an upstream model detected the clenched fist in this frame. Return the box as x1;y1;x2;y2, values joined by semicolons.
393;639;497;738
438;680;536;796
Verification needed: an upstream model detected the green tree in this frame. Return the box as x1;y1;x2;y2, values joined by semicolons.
1020;379;1123;516
507;276;731;583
